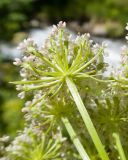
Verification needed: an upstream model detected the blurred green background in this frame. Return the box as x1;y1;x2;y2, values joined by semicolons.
0;0;128;138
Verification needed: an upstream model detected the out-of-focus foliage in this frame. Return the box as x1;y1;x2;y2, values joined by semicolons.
2;99;24;137
0;0;128;40
0;61;24;137
0;0;33;40
35;0;128;21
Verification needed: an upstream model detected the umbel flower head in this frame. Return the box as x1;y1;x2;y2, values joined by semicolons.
12;21;108;99
111;23;128;96
6;126;64;160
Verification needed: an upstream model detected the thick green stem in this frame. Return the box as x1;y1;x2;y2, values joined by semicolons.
113;133;126;160
66;77;109;160
61;117;90;160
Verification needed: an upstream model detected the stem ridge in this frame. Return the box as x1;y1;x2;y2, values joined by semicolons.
66;77;110;160
62;117;90;160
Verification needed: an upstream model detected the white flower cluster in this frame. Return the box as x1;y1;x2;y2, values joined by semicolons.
22;92;45;122
50;21;66;37
5;124;66;160
120;24;128;69
0;136;9;143
6;125;45;159
6;127;33;154
121;45;128;65
126;23;128;41
17;38;37;52
12;21;106;101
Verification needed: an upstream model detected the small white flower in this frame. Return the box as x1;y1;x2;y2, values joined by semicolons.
18;91;25;99
25;101;32;107
63;22;66;27
20;68;27;78
13;58;22;66
51;25;58;34
0;136;9;142
22;107;29;113
11;145;22;151
121;45;127;52
126;24;128;30
93;43;99;49
57;21;66;28
102;41;108;48
34;93;42;100
16;85;22;91
17;38;37;52
61;153;65;157
23;55;35;62
53;25;58;30
125;35;128;40
89;40;93;44
86;33;90;38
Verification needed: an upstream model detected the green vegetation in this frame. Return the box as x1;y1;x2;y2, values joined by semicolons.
0;0;128;40
0;0;33;40
1;22;127;160
0;0;128;159
0;61;24;137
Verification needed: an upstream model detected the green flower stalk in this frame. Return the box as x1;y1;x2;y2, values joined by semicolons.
62;117;90;160
11;21;111;159
66;78;109;160
113;133;126;160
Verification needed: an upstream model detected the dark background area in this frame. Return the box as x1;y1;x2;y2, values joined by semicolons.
0;0;128;40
